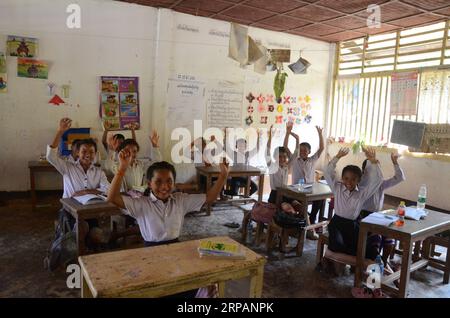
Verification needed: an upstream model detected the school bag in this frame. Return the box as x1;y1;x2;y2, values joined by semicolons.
273;210;307;229
43;211;77;272
250;202;277;224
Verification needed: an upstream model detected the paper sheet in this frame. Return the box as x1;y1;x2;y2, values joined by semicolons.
362;212;398;227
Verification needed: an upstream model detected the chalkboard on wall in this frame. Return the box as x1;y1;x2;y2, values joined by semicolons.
390;119;426;149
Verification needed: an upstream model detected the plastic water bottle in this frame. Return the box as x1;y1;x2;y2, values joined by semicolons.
396;201;406;227
298;178;305;191
417;184;427;210
375;255;384;277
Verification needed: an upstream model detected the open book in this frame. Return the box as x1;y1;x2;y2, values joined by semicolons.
362;211;399;227
73;193;107;205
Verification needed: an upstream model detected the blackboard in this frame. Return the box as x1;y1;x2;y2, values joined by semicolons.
390;119;426;148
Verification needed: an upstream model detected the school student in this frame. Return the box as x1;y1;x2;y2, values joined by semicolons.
63;139;81;163
223;130;260;197
112;129;162;193
101;122;137;174
324;147;383;260
360;152;406;265
107;151;229;247
288;125;324;225
266;123;299;204
47;118;110;247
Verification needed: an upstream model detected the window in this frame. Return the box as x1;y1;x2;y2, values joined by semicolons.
328;20;450;147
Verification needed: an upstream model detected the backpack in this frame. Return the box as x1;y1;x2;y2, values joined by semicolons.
43;210;77;271
250;202;277;224
273;210;307;229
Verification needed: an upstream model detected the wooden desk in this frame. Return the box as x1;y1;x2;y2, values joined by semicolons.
79;236;266;298
196;165;264;215
275;182;333;219
28;161;59;211
355;208;450;298
60;198;122;256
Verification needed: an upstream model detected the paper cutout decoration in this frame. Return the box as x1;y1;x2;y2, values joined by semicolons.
304;115;312;124
246;92;255;103
293;107;300;116
0;53;6;73
295;118;302;125
290;97;296;104
305;95;311;103
268;105;274;112
47;83;56;96
0;73;7;93
247;105;254;113
245;116;254;126
256;94;265;103
269;49;291;63
266;94;274;103
275;116;283;124
260;116;268;124
257;104;266;113
287;107;293;114
17;58;48;79
283;96;291;104
277;105;283;113
288;56;311;74
228;23;263;66
7;35;38;57
61;84;71;98
49;94;65;106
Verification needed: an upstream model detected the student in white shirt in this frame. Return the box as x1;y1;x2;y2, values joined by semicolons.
62;139;81;163
174;137;207;193
324;147;383;260
360;152;406;265
107;150;229;246
288;125;325;226
47;118;110;247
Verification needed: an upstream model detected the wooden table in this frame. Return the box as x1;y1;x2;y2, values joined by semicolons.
28;161;59;211
78;236;266;298
196;165;264;215
275;182;333;219
60;198;122;256
355;208;450;298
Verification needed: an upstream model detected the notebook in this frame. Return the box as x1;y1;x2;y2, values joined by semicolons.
73;194;107;205
198;240;246;259
405;206;428;221
362;212;399;227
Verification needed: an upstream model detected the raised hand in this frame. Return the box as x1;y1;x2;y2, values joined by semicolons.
362;146;377;163
286;121;294;133
336;147;350;159
316;126;323;136
59;118;72;132
219;159;229;177
118;148;132;169
149;129;160;148
391;152;400;165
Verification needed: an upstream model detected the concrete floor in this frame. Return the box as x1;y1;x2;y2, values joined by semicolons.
0;192;449;298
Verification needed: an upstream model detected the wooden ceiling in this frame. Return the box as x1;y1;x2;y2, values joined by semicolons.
118;0;450;42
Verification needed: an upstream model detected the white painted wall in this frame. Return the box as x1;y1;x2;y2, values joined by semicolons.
325;143;450;210
0;1;333;192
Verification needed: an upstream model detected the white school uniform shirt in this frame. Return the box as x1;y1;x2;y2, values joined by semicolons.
112;146;162;191
101;149;118;175
324;157;383;221
267;147;298;190
46;145;110;198
122;191;206;242
361;164;406;212
292;151;320;185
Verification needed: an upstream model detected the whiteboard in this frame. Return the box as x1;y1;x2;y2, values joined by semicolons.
390;119;426;148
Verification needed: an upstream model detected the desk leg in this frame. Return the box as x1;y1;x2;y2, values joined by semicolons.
206;175;212;216
398;239;413;298
82;274;93;298
77;217;87;256
355;225;368;288
444;240;450;284
258;175;264;202
249;266;264;298
30;169;36;211
218;282;226;298
245;176;250;197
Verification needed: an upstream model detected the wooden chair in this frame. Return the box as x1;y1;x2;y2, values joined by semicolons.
239;201;267;246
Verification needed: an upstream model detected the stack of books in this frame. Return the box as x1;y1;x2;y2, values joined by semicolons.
198;240;246;260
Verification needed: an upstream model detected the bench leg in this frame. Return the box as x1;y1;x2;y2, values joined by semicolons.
296;228;306;257
255;222;264;246
241;212;250;244
316;238;325;265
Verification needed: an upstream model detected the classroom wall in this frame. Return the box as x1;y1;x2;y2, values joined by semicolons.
325;143;450;211
0;1;334;191
0;0;157;191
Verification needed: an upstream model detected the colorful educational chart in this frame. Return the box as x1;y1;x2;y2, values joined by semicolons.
390;71;418;116
17;58;48;79
243;91;313;128
7;35;38;57
100;76;140;130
